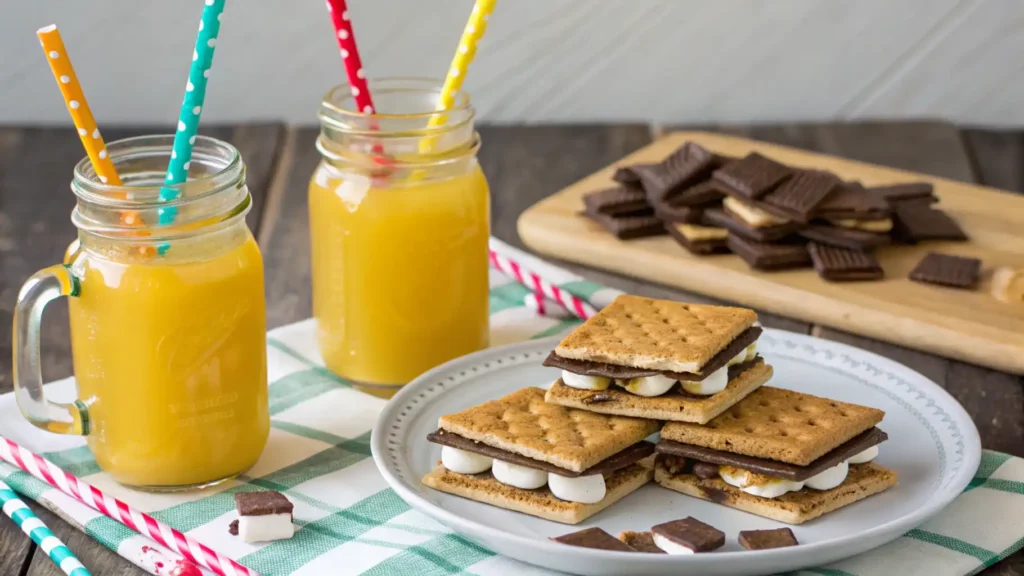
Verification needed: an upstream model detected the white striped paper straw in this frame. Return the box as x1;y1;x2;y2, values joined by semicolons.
0;437;257;576
1;479;90;576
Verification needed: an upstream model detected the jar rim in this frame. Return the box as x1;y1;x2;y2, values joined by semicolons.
319;77;472;131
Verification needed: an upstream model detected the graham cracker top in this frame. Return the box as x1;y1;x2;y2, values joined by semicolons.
555;295;758;373
660;387;884;466
438;387;660;473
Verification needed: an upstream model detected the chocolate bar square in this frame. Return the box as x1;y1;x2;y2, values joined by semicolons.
552;528;636;552
808;242;884;282
892;206;967;243
909;252;981;289
234;491;293;517
650;517;725;553
712;153;793;199
738;528;799;550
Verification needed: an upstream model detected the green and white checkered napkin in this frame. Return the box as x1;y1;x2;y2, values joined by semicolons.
1;245;1022;576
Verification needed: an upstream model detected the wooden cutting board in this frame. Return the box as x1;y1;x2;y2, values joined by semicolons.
517;131;1024;375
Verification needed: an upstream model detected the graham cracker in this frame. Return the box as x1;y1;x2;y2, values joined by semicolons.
555;295;758;373
438;387;660;473
545;360;772;424
655;461;897;525
723;197;789;228
421;458;655;525
618;531;664;553
660;387;885;466
674;223;728;242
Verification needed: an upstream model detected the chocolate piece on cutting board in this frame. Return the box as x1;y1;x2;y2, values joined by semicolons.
666;222;731;255
582;187;651;216
624;143;717;204
799;225;890;250
612;165;650;186
584;208;666;240
552;528;637;552
702;207;802;243
655;203;704;224
869;182;938;206
892;205;968;243
543;326;763;381
909;252;981;289
650;517;726;553
813;181;890;220
761;170;841;223
808;242;884;282
727;235;811;271
655;427;889;482
739;528;799;550
618;531;666;554
234;491;294;517
712;153;794;199
662;180;728;207
427;429;656;478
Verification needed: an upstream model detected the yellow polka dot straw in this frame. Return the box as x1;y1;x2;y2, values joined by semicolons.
37;25;121;186
421;0;497;152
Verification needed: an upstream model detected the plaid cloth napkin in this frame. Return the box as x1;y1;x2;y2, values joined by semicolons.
1;248;1022;576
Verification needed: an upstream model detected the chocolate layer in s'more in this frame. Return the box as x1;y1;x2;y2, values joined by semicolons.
544;295;772;424
654;386;897;524
422;387;659;525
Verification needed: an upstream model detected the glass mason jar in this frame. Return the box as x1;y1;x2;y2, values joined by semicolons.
309;78;490;395
13;135;269;491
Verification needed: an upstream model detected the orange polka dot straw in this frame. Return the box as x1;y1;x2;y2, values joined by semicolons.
37;25;151;255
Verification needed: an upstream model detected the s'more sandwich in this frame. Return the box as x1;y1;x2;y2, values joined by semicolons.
655;386;897;524
421;387;660;524
543;295;772;424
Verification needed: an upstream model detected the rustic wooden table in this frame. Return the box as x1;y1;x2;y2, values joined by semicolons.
0;121;1021;576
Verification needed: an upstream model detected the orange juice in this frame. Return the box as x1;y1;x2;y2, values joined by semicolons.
308;165;490;388
67;233;268;488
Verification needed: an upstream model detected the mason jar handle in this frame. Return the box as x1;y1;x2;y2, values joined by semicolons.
12;264;89;436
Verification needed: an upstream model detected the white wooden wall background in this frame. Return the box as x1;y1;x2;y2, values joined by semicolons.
1;0;1020;126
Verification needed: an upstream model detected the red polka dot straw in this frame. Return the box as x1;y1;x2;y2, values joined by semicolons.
325;0;374;115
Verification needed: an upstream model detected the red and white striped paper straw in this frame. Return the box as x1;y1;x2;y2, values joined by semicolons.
325;0;374;115
488;249;598;320
0;437;257;576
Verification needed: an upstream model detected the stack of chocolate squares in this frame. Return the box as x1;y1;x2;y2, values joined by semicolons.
583;141;968;283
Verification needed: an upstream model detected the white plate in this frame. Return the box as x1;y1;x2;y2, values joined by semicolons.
371;329;981;576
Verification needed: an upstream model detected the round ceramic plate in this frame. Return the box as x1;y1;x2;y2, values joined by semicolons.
371;329;981;576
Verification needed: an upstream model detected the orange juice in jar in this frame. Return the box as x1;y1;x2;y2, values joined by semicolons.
309;78;490;395
13;135;269;490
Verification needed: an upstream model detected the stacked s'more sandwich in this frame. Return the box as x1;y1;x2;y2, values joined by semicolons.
655;387;897;524
543;295;772;424
421;388;660;524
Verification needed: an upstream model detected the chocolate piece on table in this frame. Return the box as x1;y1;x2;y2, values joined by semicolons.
619;531;666;554
642;142;717;203
656;427;889;482
552;527;637;552
585;209;666;240
663;180;728;207
869;182;937;206
808;242;884;282
543;326;763;381
761;170;841;223
582;186;650;216
655;203;703;224
727;234;811;271
892;205;967;243
427;429;656;477
666;222;731;255
739;528;799;550
692;461;720;480
712;153;794;199
612;165;650;186
814;181;890;220
798;225;890;250
702;207;802;243
909;252;981;289
651;517;725;553
235;491;294;517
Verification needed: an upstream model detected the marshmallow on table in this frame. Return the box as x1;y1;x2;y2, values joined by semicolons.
230;491;295;543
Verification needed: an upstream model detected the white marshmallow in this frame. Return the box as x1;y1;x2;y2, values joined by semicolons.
547;473;606;504
744;341;758;362
681;366;728;396
237;513;294;543
726;349;747;366
492;460;547;489
652;533;696;555
620;374;677;397
848;445;879;464
719;468;804;499
561;371;611;390
441;446;493;475
805;460;849;490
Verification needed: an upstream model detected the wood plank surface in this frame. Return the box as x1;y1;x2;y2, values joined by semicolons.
23;503;138;576
0;124;285;395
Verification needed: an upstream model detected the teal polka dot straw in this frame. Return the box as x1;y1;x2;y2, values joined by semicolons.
0;480;91;576
158;0;227;227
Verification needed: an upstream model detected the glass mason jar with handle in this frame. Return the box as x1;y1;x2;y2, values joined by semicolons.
309;78;491;397
13;135;269;491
